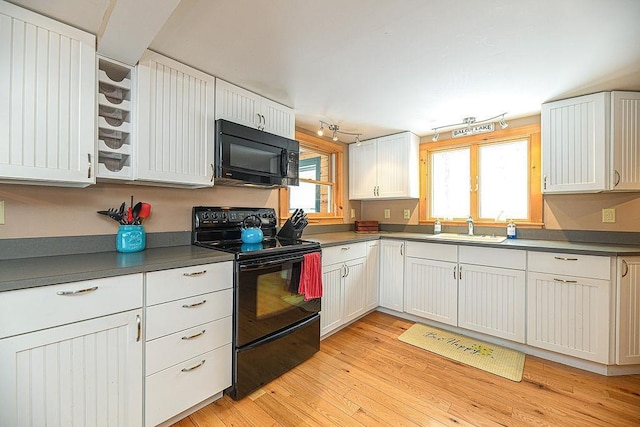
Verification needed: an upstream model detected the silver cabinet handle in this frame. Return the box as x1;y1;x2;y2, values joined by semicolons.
614;170;621;187
400;243;404;256
622;260;629;278
181;360;205;372
340;246;350;251
459;266;463;280
210;163;215;182
182;300;206;308
453;266;457;279
182;330;206;340
183;270;207;277
136;315;141;342
554;278;578;283
57;286;98;296
341;264;347;278
554;256;578;261
345;264;350;278
543;175;547;190
87;153;92;178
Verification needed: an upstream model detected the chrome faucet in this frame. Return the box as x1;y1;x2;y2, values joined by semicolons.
467;216;474;236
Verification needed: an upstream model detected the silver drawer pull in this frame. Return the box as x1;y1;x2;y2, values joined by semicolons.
182;330;206;340
554;278;578;283
181;360;205;372
183;270;207;277
182;300;206;308
340;247;350;251
554;256;578;261
56;286;98;296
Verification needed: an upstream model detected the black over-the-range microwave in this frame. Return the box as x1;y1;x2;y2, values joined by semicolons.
214;119;299;187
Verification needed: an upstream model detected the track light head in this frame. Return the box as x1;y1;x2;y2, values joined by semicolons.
499;116;508;129
432;130;439;142
332;130;339;141
317;124;324;136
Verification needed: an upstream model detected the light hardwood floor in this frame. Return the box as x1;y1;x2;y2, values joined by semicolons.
173;312;640;426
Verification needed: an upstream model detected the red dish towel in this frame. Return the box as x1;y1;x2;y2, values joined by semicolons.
298;252;322;301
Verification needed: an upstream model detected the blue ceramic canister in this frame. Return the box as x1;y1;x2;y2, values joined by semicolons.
116;224;146;253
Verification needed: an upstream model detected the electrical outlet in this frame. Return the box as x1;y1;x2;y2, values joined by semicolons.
350;208;356;219
384;209;391;219
403;209;410;219
602;208;616;223
0;200;4;225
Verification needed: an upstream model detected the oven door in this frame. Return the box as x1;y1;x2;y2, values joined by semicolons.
235;251;321;347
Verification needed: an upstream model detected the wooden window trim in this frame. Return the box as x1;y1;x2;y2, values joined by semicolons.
419;124;542;227
279;130;345;224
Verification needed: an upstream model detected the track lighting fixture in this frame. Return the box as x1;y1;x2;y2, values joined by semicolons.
317;120;362;144
431;113;508;140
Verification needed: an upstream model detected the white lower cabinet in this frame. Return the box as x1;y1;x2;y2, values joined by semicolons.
379;240;405;311
0;275;144;427
365;240;380;311
458;246;526;343
144;262;233;427
616;256;640;365
527;252;612;364
320;243;368;336
404;242;458;325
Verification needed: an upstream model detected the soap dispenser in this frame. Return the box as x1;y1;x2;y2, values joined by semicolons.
507;220;517;239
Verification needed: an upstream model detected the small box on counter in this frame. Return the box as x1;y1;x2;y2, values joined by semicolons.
355;220;379;232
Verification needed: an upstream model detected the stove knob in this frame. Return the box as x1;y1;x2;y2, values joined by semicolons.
201;212;209;220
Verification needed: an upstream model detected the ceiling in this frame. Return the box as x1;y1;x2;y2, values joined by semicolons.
8;0;640;141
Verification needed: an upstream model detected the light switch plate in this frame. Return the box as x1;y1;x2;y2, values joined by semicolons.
351;208;356;218
384;209;391;219
403;209;410;219
602;208;616;223
0;201;4;225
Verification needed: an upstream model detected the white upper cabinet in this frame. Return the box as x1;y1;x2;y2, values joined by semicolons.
0;1;96;187
611;91;640;191
215;79;294;139
541;91;640;193
349;132;419;200
136;50;215;187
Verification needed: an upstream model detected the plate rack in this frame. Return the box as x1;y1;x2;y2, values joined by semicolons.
97;56;134;179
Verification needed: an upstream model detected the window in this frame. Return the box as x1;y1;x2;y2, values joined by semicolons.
420;124;542;226
279;131;344;223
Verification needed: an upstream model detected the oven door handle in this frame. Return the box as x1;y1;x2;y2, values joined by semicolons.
239;255;305;271
281;149;289;177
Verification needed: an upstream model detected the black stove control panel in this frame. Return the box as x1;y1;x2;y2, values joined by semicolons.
193;206;277;229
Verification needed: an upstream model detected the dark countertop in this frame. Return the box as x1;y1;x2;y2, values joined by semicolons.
0;245;234;293
3;232;639;293
305;232;640;256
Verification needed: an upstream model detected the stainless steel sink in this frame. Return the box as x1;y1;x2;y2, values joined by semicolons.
425;233;507;243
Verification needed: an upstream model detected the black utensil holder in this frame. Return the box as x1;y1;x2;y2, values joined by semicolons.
277;219;304;240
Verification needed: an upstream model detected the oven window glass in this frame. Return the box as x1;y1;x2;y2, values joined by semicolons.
237;256;320;347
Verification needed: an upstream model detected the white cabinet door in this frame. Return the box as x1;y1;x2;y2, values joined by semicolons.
458;264;526;343
379;240;405;311
343;257;367;323
137;51;215;187
611;91;640;191
349;139;378;199
0;1;95;187
376;133;419;198
0;310;143;427
320;262;344;336
365;241;380;311
617;257;640;365
348;132;419;200
215;79;294;139
527;272;611;363
541;92;609;193
261;96;295;139
405;256;458;326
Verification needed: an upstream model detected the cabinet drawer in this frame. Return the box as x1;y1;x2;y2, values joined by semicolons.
322;242;367;266
405;241;457;262
146;262;233;306
0;274;143;339
527;251;611;280
145;344;232;427
146;289;233;340
459;246;526;270
146;316;232;376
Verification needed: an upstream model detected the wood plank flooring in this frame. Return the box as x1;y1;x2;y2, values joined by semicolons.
173;312;640;426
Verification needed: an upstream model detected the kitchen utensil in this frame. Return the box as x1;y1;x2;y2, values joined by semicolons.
135;202;151;225
132;202;142;224
240;215;263;243
97;208;122;223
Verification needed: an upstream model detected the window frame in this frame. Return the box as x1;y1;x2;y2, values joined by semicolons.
419;124;542;228
279;130;345;224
